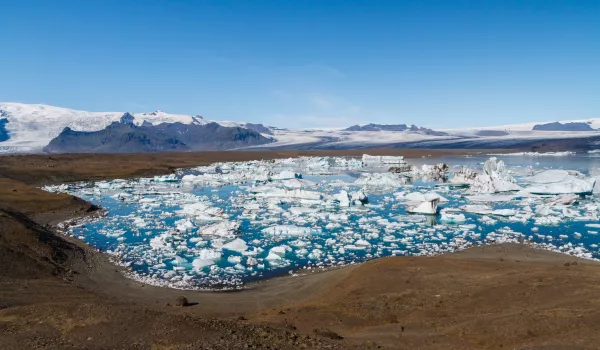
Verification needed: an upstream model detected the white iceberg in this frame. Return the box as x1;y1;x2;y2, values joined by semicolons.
440;212;466;223
362;154;405;164
523;170;595;195
262;225;316;236
271;170;298;180
407;198;439;215
355;173;407;188
451;158;520;193
222;238;248;253
198;221;240;238
334;190;351;207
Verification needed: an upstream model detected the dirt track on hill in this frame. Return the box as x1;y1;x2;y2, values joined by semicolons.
2;150;600;349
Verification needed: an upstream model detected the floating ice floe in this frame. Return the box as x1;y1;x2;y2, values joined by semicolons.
252;187;322;201
362;154;406;164
523;169;595;195
410;163;449;180
489;151;576;157
222;238;248;253
262;225;317;236
154;174;178;182
440;212;466;223
399;191;449;203
355;173;407;188
198;221;240;238
271;170;300;180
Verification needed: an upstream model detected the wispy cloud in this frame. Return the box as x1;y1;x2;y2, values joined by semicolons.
270;92;364;129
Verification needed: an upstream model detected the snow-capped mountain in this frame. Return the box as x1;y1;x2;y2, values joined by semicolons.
0;103;265;152
2;102;600;153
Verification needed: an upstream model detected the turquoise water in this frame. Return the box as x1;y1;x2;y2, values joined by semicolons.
49;155;600;290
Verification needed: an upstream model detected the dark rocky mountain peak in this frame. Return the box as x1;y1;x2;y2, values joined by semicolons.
533;122;595;131
119;112;135;125
43;120;274;153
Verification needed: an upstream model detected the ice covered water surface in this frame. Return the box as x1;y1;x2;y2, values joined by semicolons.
44;156;600;290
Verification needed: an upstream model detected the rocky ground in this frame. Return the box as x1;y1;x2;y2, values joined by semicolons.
2;150;600;349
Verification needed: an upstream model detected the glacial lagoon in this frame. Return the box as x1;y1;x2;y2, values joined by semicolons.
44;153;600;290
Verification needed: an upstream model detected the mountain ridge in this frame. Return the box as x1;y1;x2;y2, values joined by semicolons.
44;119;274;153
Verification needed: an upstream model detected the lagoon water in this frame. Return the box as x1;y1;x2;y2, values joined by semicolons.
45;154;600;290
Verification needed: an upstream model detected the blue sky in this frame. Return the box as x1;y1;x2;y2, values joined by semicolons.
1;0;599;129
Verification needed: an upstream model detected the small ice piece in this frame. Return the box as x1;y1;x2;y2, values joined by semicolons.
355;173;407;188
362;154;406;165
491;209;517;217
172;256;187;265
254;188;322;200
440;212;466;223
192;249;222;268
266;245;291;260
179;202;225;220
228;255;242;264
198;221;240;238
547;194;579;206
175;218;195;232
133;217;147;228
350;190;369;204
192;258;215;268
467;194;517;202
222;238;248;253
402;191;448;203
265;252;282;261
355;239;371;247
154;174;178;182
289;207;320;215
283;178;303;189
271;170;299;180
262;225;316;236
460;204;492;215
410;163;449;180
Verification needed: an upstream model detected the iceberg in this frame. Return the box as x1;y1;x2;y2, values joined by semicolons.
440;212;466;223
460;204;492;215
222;238;248;253
407;198;439;215
198;221;240;238
254;188;322;200
355;173;407;188
451;158;520;193
410;163;449;180
271;170;298;180
362;154;406;164
154;174;178;182
192;249;222;268
401;191;448;203
334;190;351;207
350;190;369;204
262;225;316;236
523;170;595;195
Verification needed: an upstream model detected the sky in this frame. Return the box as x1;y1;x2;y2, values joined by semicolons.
1;0;599;129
